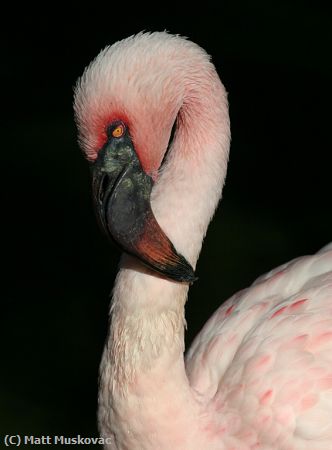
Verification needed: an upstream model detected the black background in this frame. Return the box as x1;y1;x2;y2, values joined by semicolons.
2;2;331;444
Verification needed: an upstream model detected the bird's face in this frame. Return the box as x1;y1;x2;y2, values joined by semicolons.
91;119;196;283
74;33;215;283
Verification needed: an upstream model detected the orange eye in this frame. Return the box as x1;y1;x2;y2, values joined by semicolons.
112;124;125;138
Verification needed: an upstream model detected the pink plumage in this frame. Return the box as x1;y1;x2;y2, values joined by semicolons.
74;32;332;449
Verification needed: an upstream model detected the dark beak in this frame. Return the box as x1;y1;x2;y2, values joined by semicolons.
91;132;196;283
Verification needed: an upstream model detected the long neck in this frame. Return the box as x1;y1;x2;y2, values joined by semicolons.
103;67;230;390
99;65;230;448
106;260;189;391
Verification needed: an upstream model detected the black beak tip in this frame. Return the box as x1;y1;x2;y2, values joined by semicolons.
161;255;198;284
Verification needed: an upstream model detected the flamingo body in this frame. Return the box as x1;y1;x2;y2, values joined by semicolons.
186;242;332;449
74;32;332;449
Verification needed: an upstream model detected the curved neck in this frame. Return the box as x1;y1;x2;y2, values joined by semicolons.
98;55;231;447
105;66;230;385
151;67;230;267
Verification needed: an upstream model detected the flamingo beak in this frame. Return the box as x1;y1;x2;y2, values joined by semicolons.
91;132;196;283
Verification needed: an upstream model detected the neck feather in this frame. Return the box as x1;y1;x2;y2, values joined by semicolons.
151;64;230;266
97;66;230;450
104;65;229;384
104;256;188;392
102;63;230;390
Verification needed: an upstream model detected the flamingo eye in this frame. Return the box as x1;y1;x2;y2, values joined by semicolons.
112;123;125;138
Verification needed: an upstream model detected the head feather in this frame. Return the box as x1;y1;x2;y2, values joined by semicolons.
73;31;216;175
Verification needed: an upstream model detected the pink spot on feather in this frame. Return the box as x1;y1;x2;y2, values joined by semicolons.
270;305;288;319
300;394;318;411
270;269;286;281
256;354;272;368
245;354;273;377
260;389;273;405
317;375;332;390
289;298;308;310
251;301;269;313
225;305;235;316
280;334;308;350
309;332;332;350
202;421;226;437
270;299;308;320
259;414;272;425
292;334;308;343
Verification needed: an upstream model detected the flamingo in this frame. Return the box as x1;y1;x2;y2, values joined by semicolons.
74;32;332;450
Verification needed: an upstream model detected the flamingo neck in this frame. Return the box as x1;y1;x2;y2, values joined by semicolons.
99;258;203;448
106;257;189;390
151;65;230;267
99;62;230;446
103;67;229;388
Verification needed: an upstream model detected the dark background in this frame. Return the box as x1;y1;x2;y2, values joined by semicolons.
2;2;331;445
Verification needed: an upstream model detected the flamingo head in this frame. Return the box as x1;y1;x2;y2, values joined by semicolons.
74;33;199;283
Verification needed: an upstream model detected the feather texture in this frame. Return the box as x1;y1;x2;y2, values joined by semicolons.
74;31;332;450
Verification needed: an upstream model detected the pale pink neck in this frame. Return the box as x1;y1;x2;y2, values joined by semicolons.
98;61;230;447
101;261;203;448
107;256;188;389
105;65;230;385
151;66;230;266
